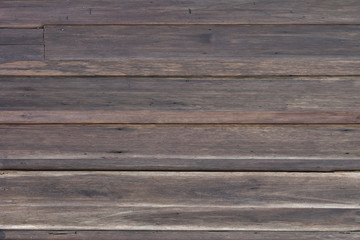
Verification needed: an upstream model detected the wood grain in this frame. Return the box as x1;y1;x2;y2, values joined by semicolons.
0;46;43;62
2;231;360;240
1;124;359;170
1;59;360;76
2;205;360;231
0;171;360;230
2;171;360;206
0;29;44;62
2;111;359;124
1;77;360;123
0;29;43;45
45;25;360;60
1;0;360;27
2;0;360;235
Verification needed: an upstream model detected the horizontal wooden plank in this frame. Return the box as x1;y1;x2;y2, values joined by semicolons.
1;77;360;123
2;206;360;231
1;124;359;170
2;231;360;240
2;171;359;206
1;0;360;27
0;29;43;45
0;172;360;230
1;59;360;76
0;29;44;62
1;111;359;124
45;25;360;60
0;45;43;62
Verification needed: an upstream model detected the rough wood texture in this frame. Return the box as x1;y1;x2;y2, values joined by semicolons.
2;171;360;206
2;206;360;231
0;29;43;44
1;124;359;170
1;76;359;111
1;59;360;76
2;0;360;236
1;0;360;27
1;77;360;123
0;171;360;230
2;231;360;240
0;29;43;62
0;45;43;62
2;110;359;124
45;25;360;60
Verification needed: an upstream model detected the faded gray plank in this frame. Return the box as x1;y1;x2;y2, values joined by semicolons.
0;29;44;62
0;29;43;45
45;25;360;60
0;172;360;230
8;76;360;111
1;0;360;27
0;124;359;170
1;111;360;124
0;45;43;62
2;171;360;206
1;59;360;76
1;77;360;123
2;206;359;231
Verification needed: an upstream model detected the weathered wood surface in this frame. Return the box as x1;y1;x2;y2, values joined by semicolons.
45;25;360;60
1;111;360;124
0;45;43;62
2;0;360;27
2;0;360;236
0;29;43;45
1;59;360;76
2;171;360;206
1;124;359;170
1;77;360;123
0;171;359;230
2;231;360;240
2;206;359;231
0;29;43;62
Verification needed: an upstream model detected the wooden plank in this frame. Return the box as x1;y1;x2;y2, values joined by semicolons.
45;25;360;60
0;171;360;230
2;206;359;231
1;77;360;124
1;124;360;170
0;29;44;62
1;59;360;76
0;45;43;62
1;0;360;27
1;111;360;124
2;231;360;240
0;29;43;45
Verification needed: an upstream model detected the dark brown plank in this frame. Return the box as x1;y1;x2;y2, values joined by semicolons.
1;0;360;27
1;124;359;170
1;77;360;123
0;171;359;230
2;231;360;240
0;29;43;62
1;59;360;76
45;25;360;60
